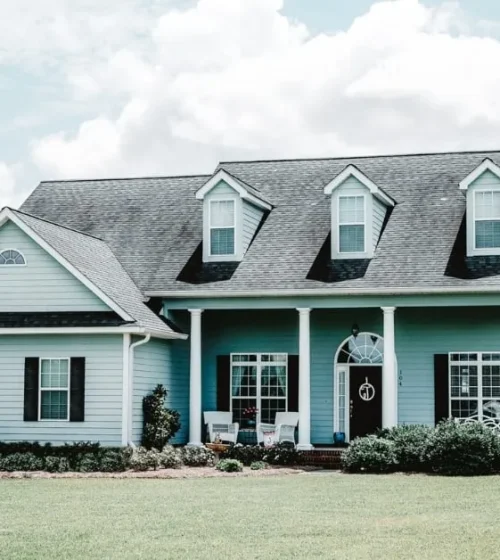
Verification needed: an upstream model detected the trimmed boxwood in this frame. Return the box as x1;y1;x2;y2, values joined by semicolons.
342;436;397;473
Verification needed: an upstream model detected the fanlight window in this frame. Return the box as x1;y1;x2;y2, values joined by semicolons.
0;249;25;265
337;333;384;364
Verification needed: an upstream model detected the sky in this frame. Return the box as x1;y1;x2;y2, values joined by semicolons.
3;0;500;207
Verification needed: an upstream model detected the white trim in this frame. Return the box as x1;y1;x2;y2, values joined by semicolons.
147;285;500;298
0;326;186;340
127;334;151;444
39;357;70;422
121;334;131;445
196;170;272;211
188;309;203;446
0;209;133;321
335;193;368;258
468;188;500;256
459;158;500;190
324;165;395;207
0;248;27;266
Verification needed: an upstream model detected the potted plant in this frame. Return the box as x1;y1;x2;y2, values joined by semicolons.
243;406;258;428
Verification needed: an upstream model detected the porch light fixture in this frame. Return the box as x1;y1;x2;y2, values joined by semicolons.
351;323;360;338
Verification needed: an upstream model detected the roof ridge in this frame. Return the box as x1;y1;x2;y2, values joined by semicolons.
218;148;500;166
10;208;106;242
39;173;212;185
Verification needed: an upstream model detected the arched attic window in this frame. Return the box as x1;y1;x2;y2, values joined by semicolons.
0;249;26;265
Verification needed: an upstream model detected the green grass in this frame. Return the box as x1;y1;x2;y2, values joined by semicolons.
1;474;500;559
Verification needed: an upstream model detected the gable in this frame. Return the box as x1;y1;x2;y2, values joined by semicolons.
467;168;500;190
0;221;110;312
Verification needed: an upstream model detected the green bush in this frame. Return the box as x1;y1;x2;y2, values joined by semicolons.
250;461;268;471
216;459;243;473
0;453;44;472
342;436;397;473
44;456;70;473
130;448;161;471
226;444;265;466
142;385;181;450
181;446;215;467
77;454;101;473
99;449;131;473
423;420;500;476
378;425;432;472
158;445;182;469
263;442;301;466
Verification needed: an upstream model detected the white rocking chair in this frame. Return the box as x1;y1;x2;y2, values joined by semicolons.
204;411;239;444
257;412;299;446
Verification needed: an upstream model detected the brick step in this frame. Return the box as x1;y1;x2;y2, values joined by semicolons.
299;449;345;469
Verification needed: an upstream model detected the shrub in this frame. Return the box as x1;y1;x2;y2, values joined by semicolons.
181;446;215;467
250;461;268;471
263;442;301;466
216;459;243;473
342;436;397;473
130;448;161;471
378;425;432;472
158;445;182;469
44;456;70;473
226;444;265;466
142;385;181;450
99;449;131;473
77;454;101;473
423;420;500;476
0;453;44;472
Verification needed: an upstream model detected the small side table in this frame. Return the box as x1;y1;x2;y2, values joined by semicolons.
205;443;229;463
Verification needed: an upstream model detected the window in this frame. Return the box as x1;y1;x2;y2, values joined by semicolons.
0;249;25;265
209;200;235;256
338;195;365;253
449;353;500;421
40;358;69;420
474;191;500;249
231;353;287;425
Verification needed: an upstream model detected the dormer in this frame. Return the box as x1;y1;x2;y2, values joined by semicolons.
459;158;500;257
196;169;272;263
324;165;395;260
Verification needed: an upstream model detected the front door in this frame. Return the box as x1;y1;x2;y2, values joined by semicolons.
349;366;382;439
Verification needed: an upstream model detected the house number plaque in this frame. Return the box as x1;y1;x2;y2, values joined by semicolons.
359;377;375;402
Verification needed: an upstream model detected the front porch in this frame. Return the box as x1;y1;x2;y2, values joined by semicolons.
168;305;500;448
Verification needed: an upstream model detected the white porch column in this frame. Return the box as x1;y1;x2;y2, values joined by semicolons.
297;308;313;450
188;309;203;446
382;306;398;428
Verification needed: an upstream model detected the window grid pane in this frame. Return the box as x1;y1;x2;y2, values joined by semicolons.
0;249;25;265
339;196;364;224
40;359;69;420
41;391;68;420
210;200;235;227
475;220;500;249
475;191;500;219
339;225;365;253
210;228;235;255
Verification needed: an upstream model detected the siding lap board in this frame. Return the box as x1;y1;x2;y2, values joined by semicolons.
0;221;109;312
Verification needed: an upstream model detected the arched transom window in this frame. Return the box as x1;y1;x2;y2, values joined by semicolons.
337;332;384;364
0;249;26;265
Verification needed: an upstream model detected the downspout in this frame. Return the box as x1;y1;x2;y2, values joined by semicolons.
122;333;151;446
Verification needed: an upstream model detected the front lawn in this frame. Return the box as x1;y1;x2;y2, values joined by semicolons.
1;474;499;559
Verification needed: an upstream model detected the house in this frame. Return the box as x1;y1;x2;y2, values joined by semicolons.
2;150;500;448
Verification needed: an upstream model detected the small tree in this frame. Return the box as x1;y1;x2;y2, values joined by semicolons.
142;385;181;450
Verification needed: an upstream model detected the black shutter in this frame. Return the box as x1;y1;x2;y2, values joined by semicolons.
70;357;86;422
287;355;299;412
24;357;39;421
434;354;449;425
216;355;231;411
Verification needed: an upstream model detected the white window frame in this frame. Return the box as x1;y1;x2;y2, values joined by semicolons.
473;190;500;252
337;194;367;255
208;198;237;259
0;248;27;266
230;353;288;425
449;352;500;421
39;357;70;422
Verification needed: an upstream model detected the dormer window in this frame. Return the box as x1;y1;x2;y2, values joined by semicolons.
459;158;500;256
324;165;395;260
474;191;500;250
209;200;236;256
338;195;366;254
196;169;272;263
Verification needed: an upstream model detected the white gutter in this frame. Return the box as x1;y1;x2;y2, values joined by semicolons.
122;334;151;446
0;326;186;340
146;285;500;299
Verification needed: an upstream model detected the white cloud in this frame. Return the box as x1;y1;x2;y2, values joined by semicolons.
29;0;500;181
0;162;22;208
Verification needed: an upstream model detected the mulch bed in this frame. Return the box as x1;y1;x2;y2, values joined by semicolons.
0;466;319;479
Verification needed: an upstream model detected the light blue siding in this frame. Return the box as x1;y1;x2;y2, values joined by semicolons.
336;176;367;193
0;221;109;312
190;307;500;444
209;180;236;196
372;197;387;249
0;334;123;445
468;169;500;189
132;337;189;445
242;201;264;254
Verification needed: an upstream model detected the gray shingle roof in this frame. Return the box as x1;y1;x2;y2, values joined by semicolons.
10;209;181;336
20;150;500;295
